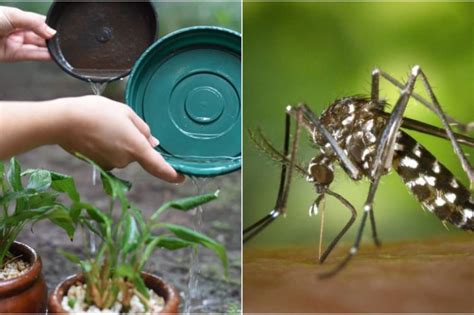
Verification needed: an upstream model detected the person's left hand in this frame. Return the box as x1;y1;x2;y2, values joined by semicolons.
0;6;56;62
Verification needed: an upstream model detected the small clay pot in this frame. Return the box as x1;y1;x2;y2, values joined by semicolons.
0;241;48;313
48;272;180;313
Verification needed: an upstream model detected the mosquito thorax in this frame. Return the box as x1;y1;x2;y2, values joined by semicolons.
311;96;388;179
310;96;473;230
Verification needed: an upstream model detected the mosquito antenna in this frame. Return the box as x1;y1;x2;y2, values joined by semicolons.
248;127;309;176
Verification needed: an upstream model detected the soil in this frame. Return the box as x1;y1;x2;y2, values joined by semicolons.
0;61;241;313
244;235;474;313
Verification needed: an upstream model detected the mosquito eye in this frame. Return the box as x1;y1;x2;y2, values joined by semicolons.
311;164;334;185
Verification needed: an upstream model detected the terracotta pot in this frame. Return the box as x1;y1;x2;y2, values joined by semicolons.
0;241;48;313
48;272;180;313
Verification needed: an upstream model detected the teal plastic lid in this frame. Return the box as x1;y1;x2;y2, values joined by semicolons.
126;26;241;177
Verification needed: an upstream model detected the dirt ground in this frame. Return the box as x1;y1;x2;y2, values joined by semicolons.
244;235;474;313
0;61;241;313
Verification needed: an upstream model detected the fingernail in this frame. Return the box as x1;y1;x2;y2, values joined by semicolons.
174;174;186;185
151;137;160;147
47;26;57;37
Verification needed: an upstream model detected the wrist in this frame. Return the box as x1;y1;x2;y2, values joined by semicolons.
37;98;76;145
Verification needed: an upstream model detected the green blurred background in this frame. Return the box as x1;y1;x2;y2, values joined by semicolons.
244;2;473;247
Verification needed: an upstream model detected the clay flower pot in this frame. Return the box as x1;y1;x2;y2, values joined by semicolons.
48;271;180;313
0;241;48;313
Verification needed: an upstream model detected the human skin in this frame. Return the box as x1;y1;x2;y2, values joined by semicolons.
0;97;185;183
0;6;184;183
0;6;54;61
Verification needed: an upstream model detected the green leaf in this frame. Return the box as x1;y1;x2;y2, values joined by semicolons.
120;214;139;253
83;205;112;239
101;171;131;200
115;264;149;299
140;237;161;268
59;250;81;264
25;170;52;191
138;236;196;272
163;223;228;276
68;298;76;309
79;260;92;273
154;236;195;250
1;205;56;225
7;158;23;192
45;207;76;239
51;172;80;202
74;153;131;199
0;190;42;204
132;274;149;299
115;263;134;279
85;206;111;225
70;202;83;223
152;190;219;220
130;206;146;232
24;191;58;210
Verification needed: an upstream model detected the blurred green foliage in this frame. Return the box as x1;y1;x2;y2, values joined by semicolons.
244;2;473;246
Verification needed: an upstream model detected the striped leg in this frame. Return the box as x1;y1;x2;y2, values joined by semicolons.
368;68;384;247
379;68;474;184
320;65;422;278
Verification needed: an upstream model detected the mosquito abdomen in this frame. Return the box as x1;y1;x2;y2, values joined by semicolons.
393;131;473;231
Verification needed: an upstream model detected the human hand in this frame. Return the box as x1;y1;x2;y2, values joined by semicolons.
57;95;185;183
0;6;56;62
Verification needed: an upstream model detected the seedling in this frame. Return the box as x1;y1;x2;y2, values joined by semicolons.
0;158;77;267
60;155;227;311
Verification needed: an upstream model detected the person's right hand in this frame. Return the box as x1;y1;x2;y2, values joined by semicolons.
0;6;56;62
57;95;185;183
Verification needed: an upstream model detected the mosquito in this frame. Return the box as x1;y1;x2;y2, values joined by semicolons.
243;65;474;278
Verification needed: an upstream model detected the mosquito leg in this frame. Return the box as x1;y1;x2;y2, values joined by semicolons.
319;179;381;278
368;68;385;247
320;66;422;278
319;189;357;264
379;70;473;133
371;66;421;179
417;69;474;184
371;68;381;104
243;108;303;243
291;104;361;180
243;211;279;243
369;209;382;247
288;104;379;260
379;68;473;184
377;112;474;147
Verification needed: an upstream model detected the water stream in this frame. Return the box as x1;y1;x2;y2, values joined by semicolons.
87;81;108;254
184;176;212;314
86;81;229;311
